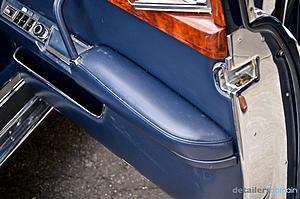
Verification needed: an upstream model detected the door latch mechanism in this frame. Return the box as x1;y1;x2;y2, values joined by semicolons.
213;57;259;95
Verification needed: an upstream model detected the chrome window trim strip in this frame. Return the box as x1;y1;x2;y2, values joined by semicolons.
128;0;211;13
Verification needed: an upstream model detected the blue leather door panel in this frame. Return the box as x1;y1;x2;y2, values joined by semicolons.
7;59;242;199
22;71;243;199
73;46;236;163
3;47;243;198
2;0;240;168
0;0;244;197
16;0;236;137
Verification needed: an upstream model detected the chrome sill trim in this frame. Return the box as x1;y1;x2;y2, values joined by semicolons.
0;74;25;106
0;96;53;167
0;97;38;138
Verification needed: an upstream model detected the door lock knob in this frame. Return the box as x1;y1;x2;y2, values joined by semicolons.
32;23;49;40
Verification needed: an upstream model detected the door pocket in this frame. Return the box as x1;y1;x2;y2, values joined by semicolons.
13;47;105;119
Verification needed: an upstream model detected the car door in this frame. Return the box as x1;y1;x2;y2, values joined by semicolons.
0;0;299;198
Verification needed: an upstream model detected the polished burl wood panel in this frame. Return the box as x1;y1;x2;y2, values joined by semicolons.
210;0;226;27
107;0;227;59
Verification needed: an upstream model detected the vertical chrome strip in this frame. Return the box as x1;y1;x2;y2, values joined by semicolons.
214;28;288;199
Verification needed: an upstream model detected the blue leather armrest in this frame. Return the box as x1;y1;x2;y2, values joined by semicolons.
73;46;236;163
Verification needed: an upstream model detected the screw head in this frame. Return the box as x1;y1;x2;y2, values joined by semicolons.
277;50;285;57
237;37;242;44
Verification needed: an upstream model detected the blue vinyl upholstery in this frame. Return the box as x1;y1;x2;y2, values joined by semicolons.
74;46;236;162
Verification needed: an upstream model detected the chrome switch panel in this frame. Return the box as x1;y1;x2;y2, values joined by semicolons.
1;1;50;43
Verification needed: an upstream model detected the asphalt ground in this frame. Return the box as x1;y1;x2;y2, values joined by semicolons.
0;111;171;199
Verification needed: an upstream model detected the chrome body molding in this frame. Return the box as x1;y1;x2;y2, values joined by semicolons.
128;0;211;13
214;28;288;199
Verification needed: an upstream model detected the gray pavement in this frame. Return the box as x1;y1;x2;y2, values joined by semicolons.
0;111;171;199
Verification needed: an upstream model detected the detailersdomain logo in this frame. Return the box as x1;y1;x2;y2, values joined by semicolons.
232;187;298;194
